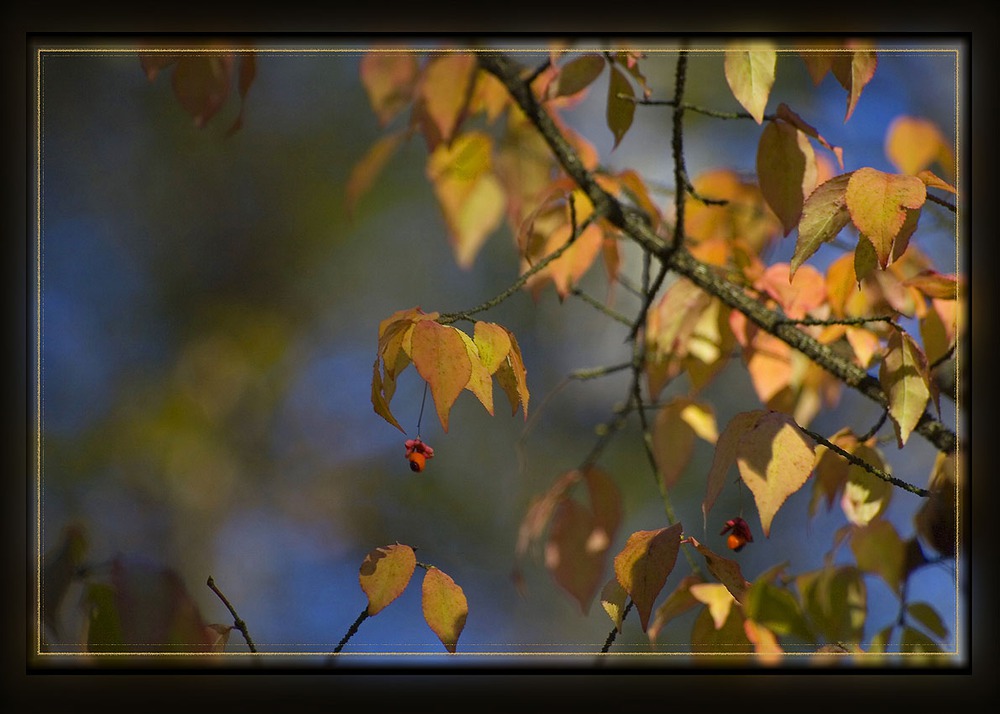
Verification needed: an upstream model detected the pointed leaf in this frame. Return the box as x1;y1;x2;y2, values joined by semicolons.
776;103;844;169
832;51;877;122
685;537;752;604
846;167;926;268
703;410;765;526
358;543;416;616
545;497;606;613
600;577;628;633
606;65;635;150
792;173;852;277
744;619;784;663
724;46;777;124
854;235;879;283
550;54;606;98
455;329;495;415
410;320;473;432
422;567;468;653
879;328;930;446
689;582;737;630
757;120;818;235
494;327;529;418
419;53;476;144
886;116;953;177
372;357;404;432
613;523;683;632
736;411;817;537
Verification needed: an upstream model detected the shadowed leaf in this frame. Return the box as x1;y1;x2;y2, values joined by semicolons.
359;544;416;616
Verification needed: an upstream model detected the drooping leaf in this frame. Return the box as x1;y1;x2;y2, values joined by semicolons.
606;65;635;150
851;519;906;593
854;235;879;283
799;51;836;85
914;452;957;558
600;577;628;633
360;52;419;126
689;582;737;630
879;328;930;446
346;131;406;218
550;54;606;99
831;51;878;122
358;543;416;616
724;46;777;124
455;329;495;415
757;119;818;235
371;357;404;432
775;103;844;169
702;410;764;526
845;167;926;268
685;537;752;605
421;566;468;653
792;173;853;277
494;327;529;419
419;53;477;144
410;320;473;432
652;398;717;491
545;497;606;614
736;411;817;537
648;574;704;643
613;523;684;632
917;169;957;194
904;270;958;301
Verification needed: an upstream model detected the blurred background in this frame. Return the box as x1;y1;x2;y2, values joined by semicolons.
34;38;961;663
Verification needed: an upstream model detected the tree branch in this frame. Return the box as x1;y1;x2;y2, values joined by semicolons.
206;575;257;653
475;51;957;457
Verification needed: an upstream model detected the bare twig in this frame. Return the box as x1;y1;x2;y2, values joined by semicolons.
206;576;257;653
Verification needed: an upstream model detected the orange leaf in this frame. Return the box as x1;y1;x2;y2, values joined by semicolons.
904;270;958;300
545;497;607;614
456;330;495;415
419;53;477;144
758;263;826;320
885;116;954;178
358;544;416;616
724;46;776;124
515;470;581;558
360;52;419;127
613;523;683;632
846;168;926;268
410;320;473;432
735;410;817;537
421;567;468;653
757;119;818;235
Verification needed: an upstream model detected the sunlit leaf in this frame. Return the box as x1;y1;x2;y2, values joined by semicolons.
885;116;954;178
600;577;628;633
690;582;737;630
840;443;892;526
472;321;512;374
724;46;776;124
758;263;826;320
422;566;468;653
684;537;751;605
736;411;816;537
879;328;930;446
744;619;783;664
358;543;416;616
846;168;926;268
775;103;844;169
792;173;852;277
613;523;683;632
757;119;818;235
455;329;495;415
410;320;473;432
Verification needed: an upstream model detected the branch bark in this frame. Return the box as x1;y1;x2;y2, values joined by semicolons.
475;51;956;456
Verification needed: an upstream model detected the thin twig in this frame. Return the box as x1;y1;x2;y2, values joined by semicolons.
206;576;257;653
777;315;897;328
858;409;889;443
925;192;957;213
333;607;370;654
570;288;633;326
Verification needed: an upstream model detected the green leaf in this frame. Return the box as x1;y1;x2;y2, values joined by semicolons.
606;65;635;150
879;328;931;447
907;602;948;640
900;625;942;654
613;523;683;632
358;543;416;616
422;567;468;653
745;581;815;643
796;565;867;644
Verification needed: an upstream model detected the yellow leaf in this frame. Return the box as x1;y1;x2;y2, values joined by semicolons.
613;523;684;632
879;328;930;446
410;320;473;432
724;46;777;124
421;566;468;653
703;410;765;526
685;536;752;605
455;329;494;416
472;321;512;374
885;116;954;178
600;577;628;633
358;544;416;616
419;53;476;144
735;411;817;537
845;168;926;268
840;444;892;526
690;582;737;630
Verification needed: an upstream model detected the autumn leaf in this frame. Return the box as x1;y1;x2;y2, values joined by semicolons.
685;537;752;605
886;116;954;178
757;119;818;235
851;520;906;593
421;566;468;653
613;523;683;632
914;452;957;558
600;577;628;633
606;65;635;150
846;168;926;268
472;321;512;374
724;46;776;124
545;497;607;614
689;582;737;630
791;173;852;277
775;103;844;169
550;54;605;99
652;398;717;491
702;410;764;526
346;131;406;218
360;52;419;126
691;600;752;653
418;53;477;145
908;602;948;640
904;270;958;301
494;326;529;419
735;411;817;537
831;51;878;122
854;235;879;283
757;263;826;321
744;619;783;663
879;328;930;446
410;320;473;432
744;580;814;642
455;329;495;415
840;443;893;526
358;543;416;616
